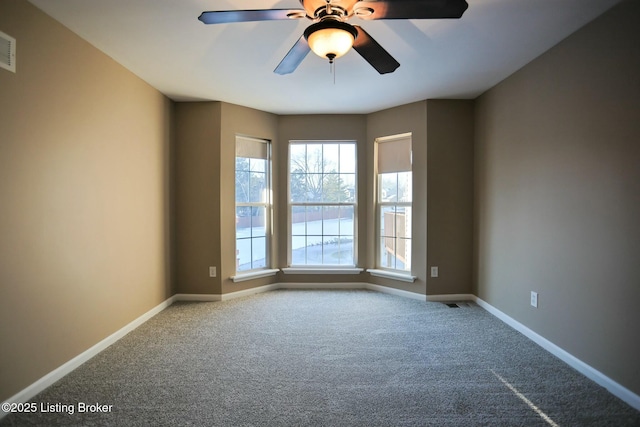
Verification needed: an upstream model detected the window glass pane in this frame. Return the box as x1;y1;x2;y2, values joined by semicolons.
290;173;306;202
338;241;354;265
398;171;412;203
306;238;323;264
398;238;411;271
322;206;340;236
236;170;250;203
322;174;343;202
320;235;336;264
251;207;266;237
395;207;408;240
403;206;412;238
336;235;354;266
251;237;266;269
236;157;250;172
290;144;306;172
291;205;307;235
379;173;398;202
291;236;307;265
236;207;250;235
323;144;339;173
380;237;395;269
339;173;356;202
339;143;356;173
377;205;411;272
381;206;396;237
249;158;265;173
339;206;354;236
237;211;268;272
379;204;412;271
307;144;322;172
249;171;266;203
308;174;322;202
236;237;250;271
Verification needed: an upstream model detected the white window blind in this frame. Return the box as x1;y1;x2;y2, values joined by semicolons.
236;136;268;159
377;133;412;173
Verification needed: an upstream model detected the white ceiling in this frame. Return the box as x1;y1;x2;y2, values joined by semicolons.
28;0;621;115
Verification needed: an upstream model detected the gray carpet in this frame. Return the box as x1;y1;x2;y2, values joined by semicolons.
2;289;639;426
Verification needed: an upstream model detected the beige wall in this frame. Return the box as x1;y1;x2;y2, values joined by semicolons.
426;100;474;295
0;0;173;401
474;0;640;395
174;102;222;294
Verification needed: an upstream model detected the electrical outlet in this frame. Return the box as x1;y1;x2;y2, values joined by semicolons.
209;266;216;277
430;266;438;278
530;291;538;308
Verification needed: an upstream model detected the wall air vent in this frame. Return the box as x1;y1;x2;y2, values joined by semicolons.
0;30;16;73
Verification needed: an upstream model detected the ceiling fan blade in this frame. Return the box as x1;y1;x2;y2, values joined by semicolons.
198;9;305;25
274;35;311;75
352;26;400;74
356;0;468;20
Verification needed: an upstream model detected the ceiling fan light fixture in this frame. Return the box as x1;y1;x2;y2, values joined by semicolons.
304;20;357;62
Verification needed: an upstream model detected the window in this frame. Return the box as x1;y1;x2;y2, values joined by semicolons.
289;141;357;266
235;136;271;272
376;134;412;272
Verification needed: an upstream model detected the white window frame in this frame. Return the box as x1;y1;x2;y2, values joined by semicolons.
373;133;414;276
234;135;272;275
286;140;358;268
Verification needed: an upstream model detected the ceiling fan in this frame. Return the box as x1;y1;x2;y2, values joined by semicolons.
198;0;468;75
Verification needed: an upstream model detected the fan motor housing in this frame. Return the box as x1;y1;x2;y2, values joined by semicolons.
301;0;360;19
303;20;358;41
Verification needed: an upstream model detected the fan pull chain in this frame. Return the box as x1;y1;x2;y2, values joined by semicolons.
326;53;337;84
332;61;336;85
329;59;337;84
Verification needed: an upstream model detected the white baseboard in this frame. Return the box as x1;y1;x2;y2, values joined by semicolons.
426;293;475;302
279;282;368;290
474;296;640;411
367;283;426;300
277;282;426;301
220;284;281;300
172;293;221;302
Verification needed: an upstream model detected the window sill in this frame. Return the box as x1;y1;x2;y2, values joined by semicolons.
230;268;279;283
281;267;364;275
367;269;416;283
